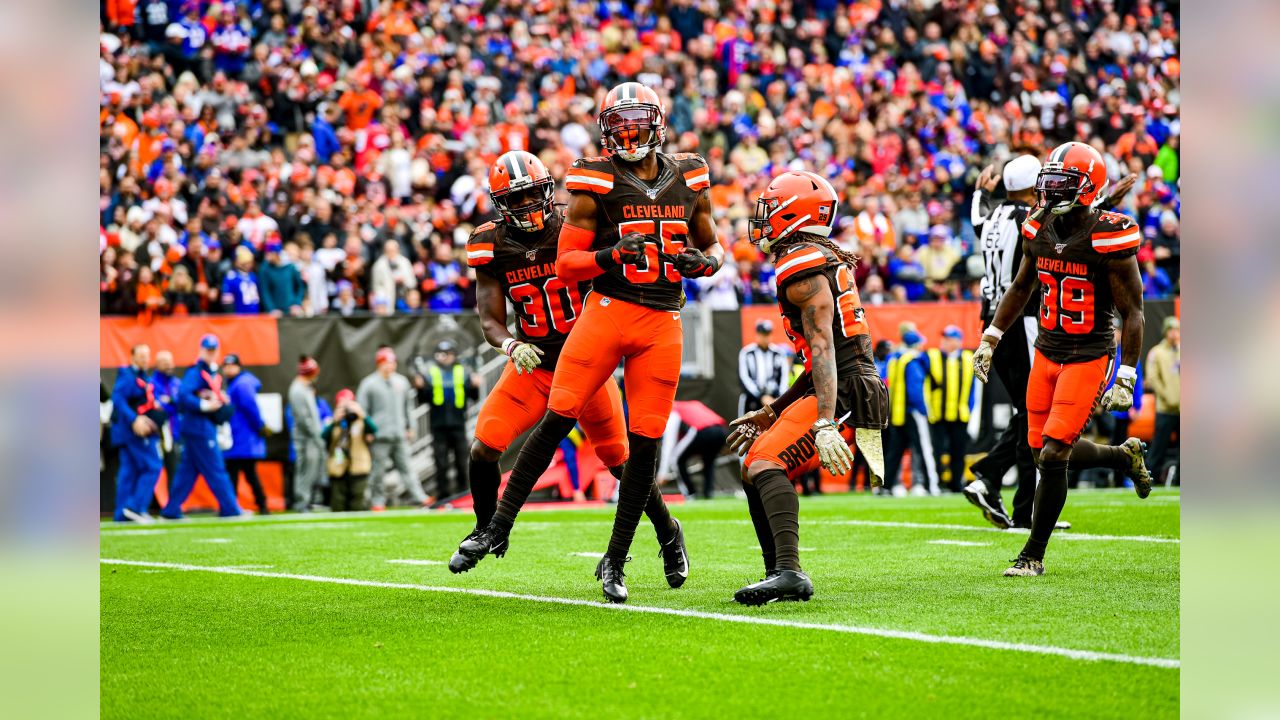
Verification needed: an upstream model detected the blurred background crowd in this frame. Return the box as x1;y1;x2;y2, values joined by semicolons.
99;0;1181;318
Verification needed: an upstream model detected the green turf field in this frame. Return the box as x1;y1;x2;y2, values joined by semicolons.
101;489;1179;719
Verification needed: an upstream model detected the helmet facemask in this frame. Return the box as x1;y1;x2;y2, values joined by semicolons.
750;195;783;253
1037;167;1097;215
493;179;555;232
599;105;664;162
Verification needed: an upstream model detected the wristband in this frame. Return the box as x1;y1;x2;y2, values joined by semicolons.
595;248;620;269
501;338;518;356
982;326;1004;341
812;418;837;431
1115;365;1137;381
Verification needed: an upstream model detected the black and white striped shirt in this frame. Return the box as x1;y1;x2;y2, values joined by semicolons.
738;343;791;413
972;190;1035;322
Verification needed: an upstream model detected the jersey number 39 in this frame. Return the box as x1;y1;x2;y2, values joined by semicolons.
1038;272;1095;334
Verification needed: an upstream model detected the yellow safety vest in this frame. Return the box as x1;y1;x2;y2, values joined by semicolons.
429;364;466;409
925;348;975;423
886;350;920;427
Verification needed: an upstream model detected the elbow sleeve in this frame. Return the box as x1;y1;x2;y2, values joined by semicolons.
556;224;610;281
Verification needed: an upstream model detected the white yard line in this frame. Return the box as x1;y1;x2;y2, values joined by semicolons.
927;540;991;547
818;520;1179;544
193;538;233;544
569;552;604;558
100;558;1179;670
386;559;445;566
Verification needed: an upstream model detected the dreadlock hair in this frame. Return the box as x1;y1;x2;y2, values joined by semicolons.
771;231;860;270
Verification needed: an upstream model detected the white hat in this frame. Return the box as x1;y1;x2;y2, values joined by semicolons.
1003;155;1042;192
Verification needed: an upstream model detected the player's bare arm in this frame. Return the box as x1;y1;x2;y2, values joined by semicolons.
672;191;722;278
787;274;838;423
475;272;513;350
1099;254;1146;411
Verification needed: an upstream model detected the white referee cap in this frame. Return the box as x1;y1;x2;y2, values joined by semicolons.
1003;155;1042;192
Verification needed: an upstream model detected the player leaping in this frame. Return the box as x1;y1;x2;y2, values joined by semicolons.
972;141;1154;577
723;171;889;604
450;82;721;603
450;151;681;584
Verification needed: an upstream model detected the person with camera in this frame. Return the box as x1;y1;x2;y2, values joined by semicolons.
323;389;378;512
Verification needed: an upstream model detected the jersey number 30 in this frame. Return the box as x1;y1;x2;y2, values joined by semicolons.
510;278;582;337
1038;272;1095;334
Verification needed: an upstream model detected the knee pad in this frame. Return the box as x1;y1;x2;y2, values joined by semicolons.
547;388;586;420
627;411;669;439
594;441;629;470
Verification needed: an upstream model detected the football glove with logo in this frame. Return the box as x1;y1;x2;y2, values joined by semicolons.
813;419;853;475
502;338;545;375
672;247;720;278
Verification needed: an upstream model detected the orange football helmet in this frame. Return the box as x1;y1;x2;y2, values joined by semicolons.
488;150;555;231
598;82;666;162
750;171;839;253
1037;141;1108;214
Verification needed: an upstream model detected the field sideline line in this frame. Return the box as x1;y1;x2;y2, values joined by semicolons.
100;558;1179;670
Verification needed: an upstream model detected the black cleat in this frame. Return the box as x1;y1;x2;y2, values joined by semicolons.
448;524;509;574
1120;437;1154;499
963;479;1012;530
595;555;629;603
658;518;689;588
734;569;814;605
1003;553;1045;577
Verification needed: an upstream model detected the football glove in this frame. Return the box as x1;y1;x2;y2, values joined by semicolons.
813;419;853;475
598;232;647;268
1100;368;1136;412
727;406;776;457
972;334;999;383
672;247;720;278
503;339;545;375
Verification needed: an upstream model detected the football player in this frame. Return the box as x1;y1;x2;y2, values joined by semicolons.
451;82;720;603
449;151;681;579
724;171;889;604
973;141;1154;577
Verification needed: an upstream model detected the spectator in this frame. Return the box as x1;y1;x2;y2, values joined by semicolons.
222;354;270;515
737;319;791;416
1145;317;1181;479
296;238;329;316
259;238;306;316
657;401;729;499
288;355;325;512
332;280;358;316
369;239;416;309
323;389;377;513
421;242;468;313
923;326;976;493
164;264;201;315
358;346;432;510
918;225;962;298
886;245;927;302
160;335;244;519
412;341;479;501
221;245;261;314
109;344;165;522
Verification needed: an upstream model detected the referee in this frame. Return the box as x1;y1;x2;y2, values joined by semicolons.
962;155;1041;528
738;320;791;416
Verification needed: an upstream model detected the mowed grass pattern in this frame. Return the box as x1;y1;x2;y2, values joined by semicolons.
101;490;1179;719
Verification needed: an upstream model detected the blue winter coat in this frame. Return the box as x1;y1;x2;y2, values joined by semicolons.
224;370;266;459
177;359;234;440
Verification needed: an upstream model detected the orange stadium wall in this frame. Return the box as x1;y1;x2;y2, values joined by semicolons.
741;301;984;349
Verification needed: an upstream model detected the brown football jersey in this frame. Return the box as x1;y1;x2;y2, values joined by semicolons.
774;240;888;429
467;215;589;370
564;152;709;312
1020;208;1142;364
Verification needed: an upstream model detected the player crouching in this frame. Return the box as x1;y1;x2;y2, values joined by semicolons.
726;171;889;604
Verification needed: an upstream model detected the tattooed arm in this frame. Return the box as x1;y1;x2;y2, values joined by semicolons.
785;274;839;422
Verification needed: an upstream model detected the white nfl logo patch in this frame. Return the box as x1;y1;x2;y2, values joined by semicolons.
1055;243;1068;254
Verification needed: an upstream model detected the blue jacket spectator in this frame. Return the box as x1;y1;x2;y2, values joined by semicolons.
162;335;243;519
313;108;341;164
109;344;166;522
224;362;266;460
258;241;306;315
110;358;162;447
176;357;233;440
221;245;262;313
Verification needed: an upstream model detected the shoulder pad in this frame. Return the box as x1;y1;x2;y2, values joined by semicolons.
774;242;831;286
1091;211;1141;254
566;157;614;194
1021;213;1043;240
677;153;711;191
466;222;498;267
